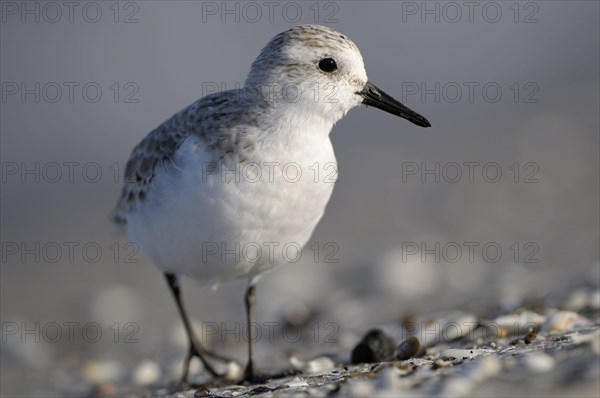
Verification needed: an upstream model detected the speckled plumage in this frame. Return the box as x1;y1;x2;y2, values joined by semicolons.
110;24;429;286
112;25;362;227
110;24;430;383
111;91;270;225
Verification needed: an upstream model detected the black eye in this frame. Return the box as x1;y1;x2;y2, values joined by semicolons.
318;58;337;73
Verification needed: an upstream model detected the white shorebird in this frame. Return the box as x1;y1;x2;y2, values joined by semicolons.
111;24;430;385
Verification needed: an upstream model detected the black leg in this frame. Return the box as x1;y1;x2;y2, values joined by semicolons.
240;282;300;384
164;273;222;385
243;284;257;381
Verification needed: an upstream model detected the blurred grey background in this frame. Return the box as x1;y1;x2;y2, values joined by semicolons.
1;1;598;396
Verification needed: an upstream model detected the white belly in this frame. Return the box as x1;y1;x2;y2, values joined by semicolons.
126;134;337;287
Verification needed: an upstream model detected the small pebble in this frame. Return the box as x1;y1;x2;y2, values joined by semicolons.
132;360;161;386
524;329;537;344
564;290;589;311
305;357;335;374
290;355;335;374
523;353;555;373
564;289;600;311
394;362;415;376
224;361;243;381
285;377;309;388
541;311;592;333
351;329;396;364
395;336;420;360
432;359;454;369
83;360;124;385
194;387;210;397
282;300;313;328
492;310;546;331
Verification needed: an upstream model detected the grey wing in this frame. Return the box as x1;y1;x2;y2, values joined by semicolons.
110;107;193;226
110;90;259;227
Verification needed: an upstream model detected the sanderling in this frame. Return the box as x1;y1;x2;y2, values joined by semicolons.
111;24;430;385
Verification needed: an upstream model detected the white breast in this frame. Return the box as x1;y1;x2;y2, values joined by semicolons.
126;127;337;288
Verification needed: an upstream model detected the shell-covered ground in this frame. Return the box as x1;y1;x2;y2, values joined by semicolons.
159;312;599;398
80;288;599;397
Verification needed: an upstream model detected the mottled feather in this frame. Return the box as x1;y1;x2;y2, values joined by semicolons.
111;25;360;227
111;91;269;225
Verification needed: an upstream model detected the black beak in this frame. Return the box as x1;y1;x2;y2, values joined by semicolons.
357;81;431;127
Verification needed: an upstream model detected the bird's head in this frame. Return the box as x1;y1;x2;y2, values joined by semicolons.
245;25;430;128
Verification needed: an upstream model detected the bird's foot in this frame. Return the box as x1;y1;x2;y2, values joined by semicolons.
175;341;242;391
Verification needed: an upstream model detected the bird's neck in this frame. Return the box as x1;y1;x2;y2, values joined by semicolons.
271;101;336;142
242;81;345;135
